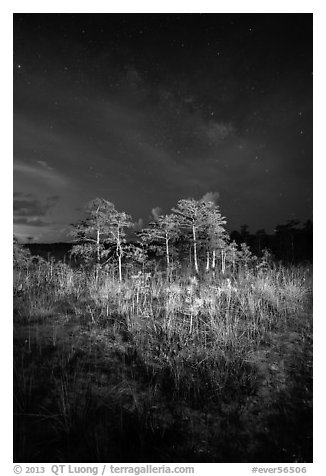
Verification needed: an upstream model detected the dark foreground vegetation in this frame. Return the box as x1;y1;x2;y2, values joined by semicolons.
13;197;312;462
14;258;312;463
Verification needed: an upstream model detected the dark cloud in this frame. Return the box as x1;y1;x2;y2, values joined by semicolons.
14;192;34;198
14;198;48;217
14;195;59;218
14;216;49;227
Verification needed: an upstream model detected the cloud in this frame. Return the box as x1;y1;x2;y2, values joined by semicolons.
37;160;53;171
13;231;42;243
14;199;48;217
14;160;68;187
156;85;235;149
200;191;220;205
14;192;34;198
203;121;234;144
125;66;143;89
151;206;163;221
13;220;70;243
14;216;48;227
14;195;59;218
132;217;144;231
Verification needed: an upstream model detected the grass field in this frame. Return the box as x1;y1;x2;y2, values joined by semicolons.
13;260;313;462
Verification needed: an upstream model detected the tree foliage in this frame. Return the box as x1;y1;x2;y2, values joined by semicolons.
139;213;179;269
172;197;228;274
70;198;132;280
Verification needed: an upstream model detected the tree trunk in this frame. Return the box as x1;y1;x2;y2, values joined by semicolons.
212;249;216;278
95;228;100;282
118;254;122;282
96;229;100;266
221;249;226;274
206;250;210;272
117;227;122;282
165;232;170;269
192;224;199;275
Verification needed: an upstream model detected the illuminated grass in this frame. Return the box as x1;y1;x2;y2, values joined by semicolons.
13;261;312;462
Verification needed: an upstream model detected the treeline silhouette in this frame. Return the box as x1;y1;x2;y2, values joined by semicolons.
230;220;313;264
23;219;312;265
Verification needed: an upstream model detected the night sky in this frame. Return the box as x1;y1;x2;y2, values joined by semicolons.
13;13;313;243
